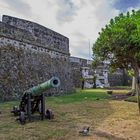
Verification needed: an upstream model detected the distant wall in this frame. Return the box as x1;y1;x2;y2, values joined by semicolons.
108;69;131;87
0;15;74;101
70;57;92;88
70;57;130;88
108;73;124;86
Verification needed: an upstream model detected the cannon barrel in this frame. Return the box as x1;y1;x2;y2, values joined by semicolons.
25;77;60;96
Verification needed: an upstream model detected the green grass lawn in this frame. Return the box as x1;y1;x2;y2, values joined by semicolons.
0;89;140;140
0;89;110;108
46;89;110;104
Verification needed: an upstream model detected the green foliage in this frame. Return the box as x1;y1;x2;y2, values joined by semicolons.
93;9;140;70
127;69;135;77
92;57;100;68
46;89;110;104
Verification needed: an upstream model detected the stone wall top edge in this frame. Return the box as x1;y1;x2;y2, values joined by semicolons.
0;36;70;56
70;56;93;67
0;21;34;39
0;22;69;55
70;56;91;62
2;15;69;40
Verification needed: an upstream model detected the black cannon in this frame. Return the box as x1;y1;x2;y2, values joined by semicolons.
11;77;60;124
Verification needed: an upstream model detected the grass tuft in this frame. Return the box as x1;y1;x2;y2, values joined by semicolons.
125;96;137;103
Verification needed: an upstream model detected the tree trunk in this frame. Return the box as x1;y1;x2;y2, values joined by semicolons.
133;64;140;113
93;75;97;89
132;76;136;95
136;80;140;113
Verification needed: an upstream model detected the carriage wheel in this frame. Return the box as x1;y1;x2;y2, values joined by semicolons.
19;111;26;125
11;106;19;116
45;109;54;119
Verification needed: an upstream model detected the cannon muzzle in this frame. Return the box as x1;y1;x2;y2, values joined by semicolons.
25;77;60;96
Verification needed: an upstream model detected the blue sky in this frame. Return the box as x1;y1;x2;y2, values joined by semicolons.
114;0;140;11
0;0;140;59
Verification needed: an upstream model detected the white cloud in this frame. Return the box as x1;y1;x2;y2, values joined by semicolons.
0;0;121;59
55;0;78;24
0;0;32;17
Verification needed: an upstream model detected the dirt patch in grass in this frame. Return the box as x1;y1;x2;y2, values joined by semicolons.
111;94;131;100
97;101;140;140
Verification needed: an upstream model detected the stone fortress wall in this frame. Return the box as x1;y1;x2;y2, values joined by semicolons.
0;15;74;101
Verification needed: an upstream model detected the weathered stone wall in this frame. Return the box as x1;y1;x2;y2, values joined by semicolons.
108;73;124;86
108;69;131;87
2;15;69;54
0;15;74;101
70;57;92;88
70;62;82;88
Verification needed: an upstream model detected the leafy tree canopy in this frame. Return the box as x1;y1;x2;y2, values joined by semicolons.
93;10;140;72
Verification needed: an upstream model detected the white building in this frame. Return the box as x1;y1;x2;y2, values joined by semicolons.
81;62;110;88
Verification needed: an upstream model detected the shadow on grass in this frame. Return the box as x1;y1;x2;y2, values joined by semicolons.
94;130;126;140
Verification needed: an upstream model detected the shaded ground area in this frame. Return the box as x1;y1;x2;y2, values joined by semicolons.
111;94;131;100
106;89;133;100
107;89;138;103
0;89;140;140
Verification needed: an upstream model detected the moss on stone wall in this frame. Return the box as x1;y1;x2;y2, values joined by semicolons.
0;42;74;101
